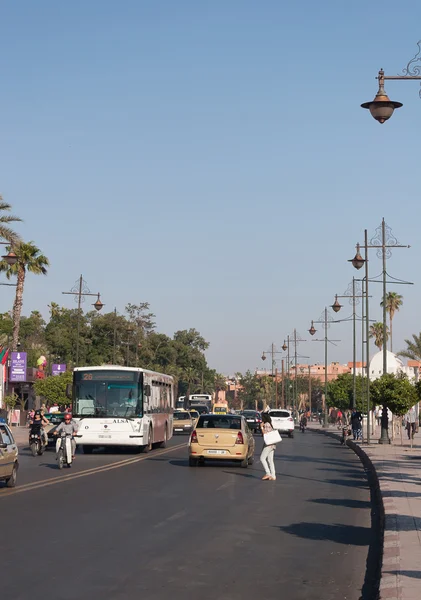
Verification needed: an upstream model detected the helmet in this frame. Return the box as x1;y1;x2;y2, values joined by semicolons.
34;410;41;417
64;413;72;421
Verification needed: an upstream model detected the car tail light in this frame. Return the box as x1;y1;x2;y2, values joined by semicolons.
190;430;198;443
235;431;244;444
288;417;294;422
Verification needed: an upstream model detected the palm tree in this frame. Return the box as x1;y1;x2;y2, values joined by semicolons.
0;197;22;243
0;241;49;350
398;333;421;362
380;292;403;352
369;322;390;351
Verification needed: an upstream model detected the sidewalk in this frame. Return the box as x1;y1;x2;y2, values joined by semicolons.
9;425;29;448
362;430;421;600
309;420;421;600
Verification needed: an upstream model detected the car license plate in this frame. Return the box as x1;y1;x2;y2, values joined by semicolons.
246;419;254;422
175;428;183;432
207;449;227;455
99;434;111;439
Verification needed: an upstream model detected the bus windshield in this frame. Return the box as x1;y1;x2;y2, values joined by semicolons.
73;370;143;418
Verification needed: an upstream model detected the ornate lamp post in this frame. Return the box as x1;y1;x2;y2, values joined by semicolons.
62;275;104;367
349;220;411;444
308;309;340;427
362;40;421;123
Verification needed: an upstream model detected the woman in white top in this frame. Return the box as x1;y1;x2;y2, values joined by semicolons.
260;412;276;481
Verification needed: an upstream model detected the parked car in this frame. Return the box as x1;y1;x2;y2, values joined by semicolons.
240;410;262;433
189;414;255;468
0;423;18;487
268;409;295;438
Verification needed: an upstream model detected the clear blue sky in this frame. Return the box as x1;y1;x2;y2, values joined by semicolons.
1;1;420;374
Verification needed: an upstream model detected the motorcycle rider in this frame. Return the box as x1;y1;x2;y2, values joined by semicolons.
300;413;308;432
30;409;49;447
54;413;78;459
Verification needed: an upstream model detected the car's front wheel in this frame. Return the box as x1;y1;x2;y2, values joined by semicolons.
248;455;254;465
6;464;17;488
240;457;248;468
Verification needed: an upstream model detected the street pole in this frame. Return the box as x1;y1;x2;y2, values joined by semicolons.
281;359;285;408
379;218;391;444
113;307;117;364
275;368;278;408
365;230;371;444
324;307;328;426
352;277;357;409
271;342;275;406
286;336;290;408
294;329;298;418
76;275;82;367
308;364;311;414
62;275;104;368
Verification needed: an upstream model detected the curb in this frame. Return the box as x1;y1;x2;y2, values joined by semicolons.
310;429;384;600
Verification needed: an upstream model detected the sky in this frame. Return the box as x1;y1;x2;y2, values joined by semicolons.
0;1;420;374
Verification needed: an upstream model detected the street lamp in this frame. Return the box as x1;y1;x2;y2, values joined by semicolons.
361;40;421;123
261;344;284;407
62;275;104;367
349;220;411;444
308;309;340;427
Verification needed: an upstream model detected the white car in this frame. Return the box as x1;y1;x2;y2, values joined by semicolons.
268;410;295;438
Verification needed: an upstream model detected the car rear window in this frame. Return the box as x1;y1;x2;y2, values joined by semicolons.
269;411;290;418
242;411;257;417
189;411;199;419
197;416;242;430
174;412;190;421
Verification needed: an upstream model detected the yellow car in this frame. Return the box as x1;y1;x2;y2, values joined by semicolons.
189;414;255;468
0;422;18;487
173;410;194;435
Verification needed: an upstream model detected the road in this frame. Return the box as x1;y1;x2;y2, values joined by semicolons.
0;432;372;600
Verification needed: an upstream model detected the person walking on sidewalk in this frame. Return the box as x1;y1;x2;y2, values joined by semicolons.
404;406;417;440
260;412;276;481
351;409;362;441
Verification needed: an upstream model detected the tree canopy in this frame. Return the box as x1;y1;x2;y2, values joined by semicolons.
326;373;371;412
0;302;220;398
370;373;418;416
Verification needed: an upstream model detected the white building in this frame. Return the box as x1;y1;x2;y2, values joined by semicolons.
369;350;418;381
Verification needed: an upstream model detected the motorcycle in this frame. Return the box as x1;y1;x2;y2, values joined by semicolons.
29;429;46;456
299;421;307;433
56;433;73;469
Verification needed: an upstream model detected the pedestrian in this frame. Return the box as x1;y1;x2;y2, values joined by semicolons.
260;412;277;481
350;409;362;441
405;406;417;440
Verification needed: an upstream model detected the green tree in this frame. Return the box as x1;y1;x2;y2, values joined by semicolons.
370;373;418;417
237;371;269;411
369;322;389;352
0;197;22;243
33;370;73;407
0;241;49;351
326;373;371;412
380;292;403;352
398;332;421;362
3;392;18;425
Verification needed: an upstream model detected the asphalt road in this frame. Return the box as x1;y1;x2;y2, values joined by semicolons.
0;432;372;600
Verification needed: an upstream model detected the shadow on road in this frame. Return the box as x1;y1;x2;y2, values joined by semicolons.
309;497;371;509
278;522;371;546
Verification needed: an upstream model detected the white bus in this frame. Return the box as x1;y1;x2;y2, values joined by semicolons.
71;366;174;454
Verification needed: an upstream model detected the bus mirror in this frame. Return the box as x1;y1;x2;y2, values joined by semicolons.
144;384;151;397
66;384;72;399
